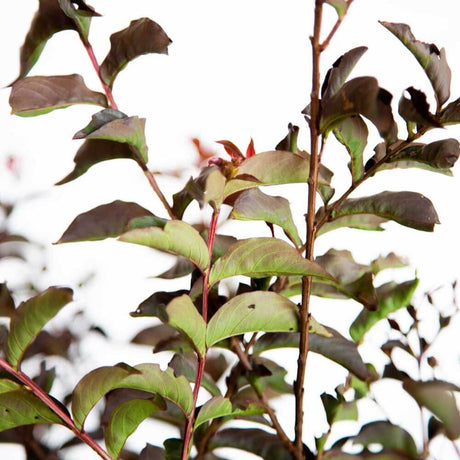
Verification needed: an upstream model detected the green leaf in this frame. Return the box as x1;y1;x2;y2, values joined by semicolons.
321;393;358;426
333;116;368;182
320;77;397;141
0;380;21;393
100;18;172;88
77;116;149;164
209;428;292;460
322;47;368;100
351;421;418;458
317;213;387;236
164;438;183;459
105;397;166;459
13;0;79;81
253;329;378;382
58;0;100;42
194;396;264;429
209;237;334;285
72;363;193;429
56;139;134;185
162;295;206;355
403;380;460;440
169;354;220;397
371;253;408;274
223;151;331;199
6;287;73;368
9;74;107;117
0;389;63;432
206;291;330;347
350;279;419;342
231;189;302;246
329;191;440;232
376;139;459;175
120;220;210;271
380;21;451;108
57;200;153;243
324;0;348;18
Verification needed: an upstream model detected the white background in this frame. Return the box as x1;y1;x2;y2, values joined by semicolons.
0;1;459;459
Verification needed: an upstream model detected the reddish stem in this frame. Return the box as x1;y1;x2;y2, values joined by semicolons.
0;359;111;460
84;41;118;110
181;208;220;459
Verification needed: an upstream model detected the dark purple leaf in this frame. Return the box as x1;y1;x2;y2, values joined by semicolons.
321;47;368;100
330;191;440;232
57;200;153;243
10;74;107;117
73;109;128;139
398;87;442;128
0;284;15;317
440;97;460;125
381;22;451;108
320;77;397;141
100;18;172;88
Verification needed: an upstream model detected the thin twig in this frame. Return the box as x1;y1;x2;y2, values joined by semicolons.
0;359;111;460
320;0;354;51
294;1;323;457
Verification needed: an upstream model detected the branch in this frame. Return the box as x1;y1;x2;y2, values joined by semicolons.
0;359;111;460
320;0;355;51
181;208;220;460
294;1;323;457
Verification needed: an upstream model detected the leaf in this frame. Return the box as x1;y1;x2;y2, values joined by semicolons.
13;0;79;81
77;116;149;164
120;220;210;271
403;380;460;440
231;189;302;246
317;213;387;236
130;291;188;318
333;116;368;182
253;329;377;382
9;74;107;117
206;291;330;347
350;279;419;342
398;87;442;128
6;287;73;368
324;0;348;18
105;397;166;459
371;253;408;274
162;295;206;355
194;396;264;429
320;77;397;141
351;421;418;458
169;354;220;397
209;237;334;285
0;380;21;393
56;139;134;185
157;257;194;279
322;47;368;100
58;0;100;42
376;139;459;175
57;200;153;243
223;151;331;199
209;428;292;460
380;21;451;108
100;18;172;88
0;284;15;317
0;389;62;432
72;363;193;429
329;191;440;232
74;109;128;139
321;393;358;426
440;97;460;125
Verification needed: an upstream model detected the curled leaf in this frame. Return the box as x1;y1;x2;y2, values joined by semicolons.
100;18;172;88
381;21;451;108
